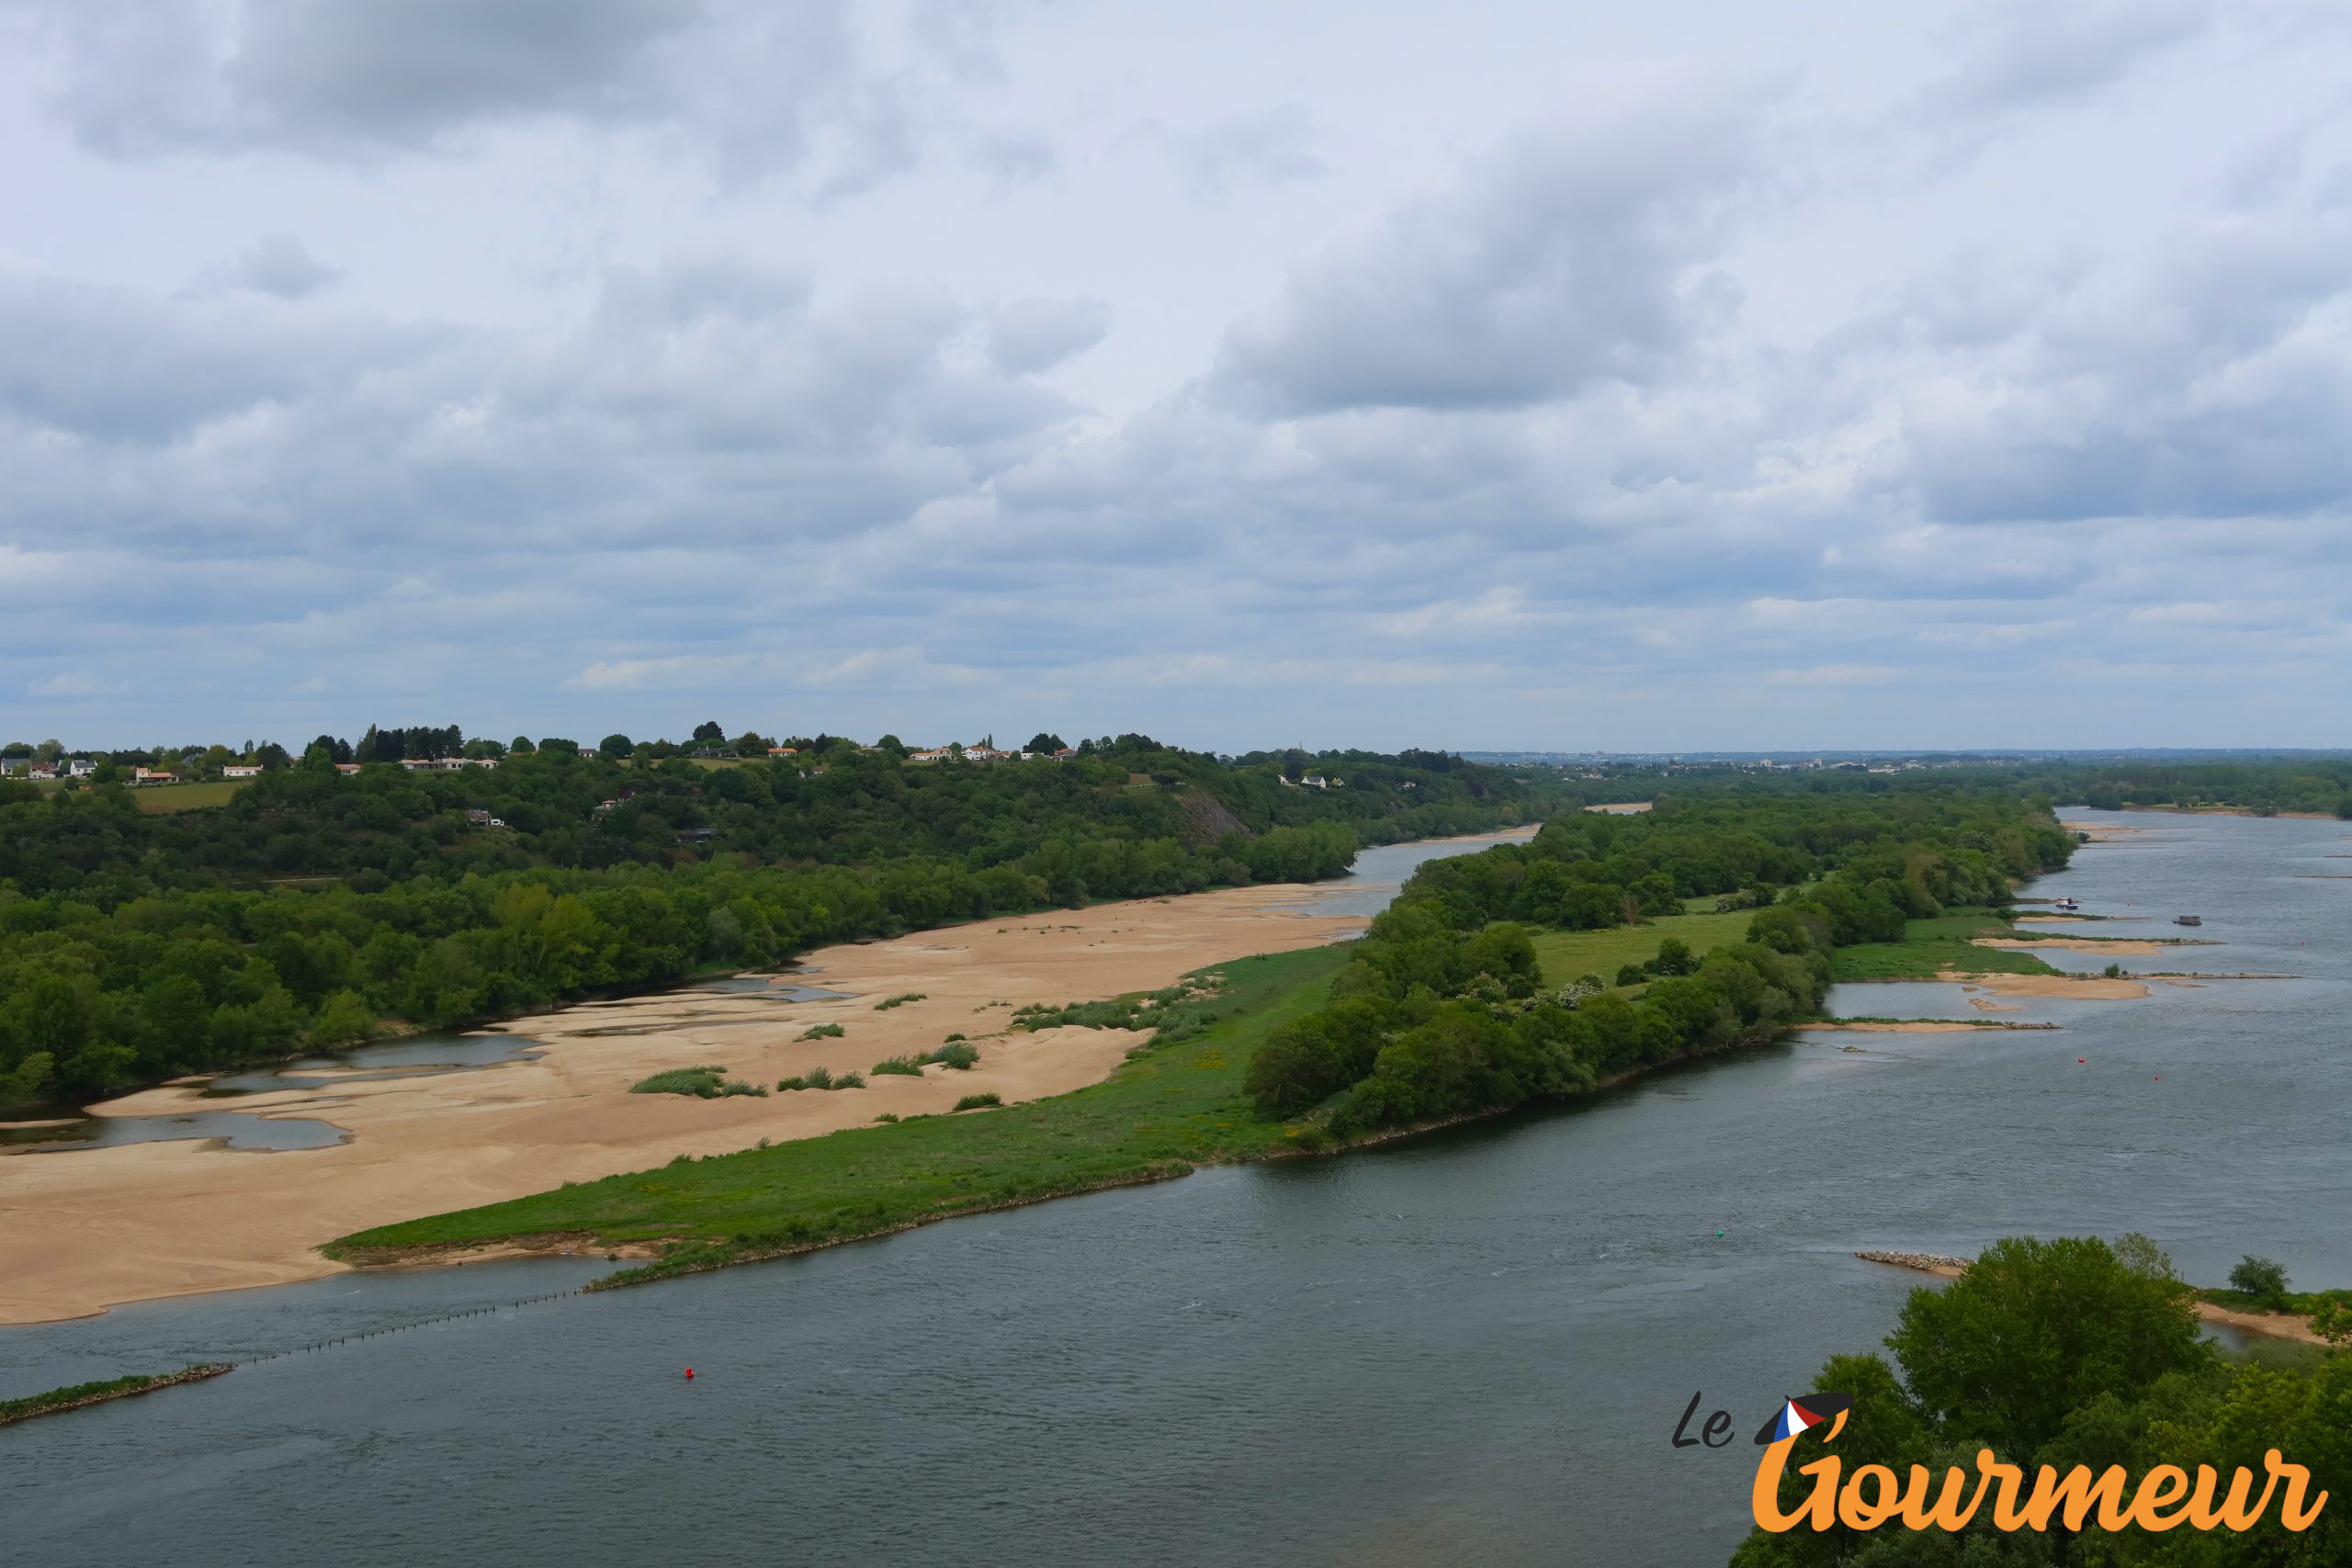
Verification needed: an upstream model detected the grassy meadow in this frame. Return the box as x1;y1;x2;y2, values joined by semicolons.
1528;909;1755;987
26;777;250;813
1830;909;2061;981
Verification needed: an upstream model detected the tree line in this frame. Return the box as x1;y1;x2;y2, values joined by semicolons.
0;739;1562;1106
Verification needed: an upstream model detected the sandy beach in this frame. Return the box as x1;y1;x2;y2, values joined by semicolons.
0;882;1366;1326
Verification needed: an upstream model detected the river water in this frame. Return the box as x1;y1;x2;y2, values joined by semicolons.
5;811;2347;1565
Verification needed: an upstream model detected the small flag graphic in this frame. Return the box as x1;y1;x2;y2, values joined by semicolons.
1755;1392;1853;1445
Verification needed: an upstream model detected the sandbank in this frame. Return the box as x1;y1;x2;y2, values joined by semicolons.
1808;1021;1998;1033
1936;967;2149;999
2060;819;2148;842
0;882;1363;1326
1973;936;2181;957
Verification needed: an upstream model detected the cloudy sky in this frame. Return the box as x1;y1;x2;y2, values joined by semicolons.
6;0;2351;752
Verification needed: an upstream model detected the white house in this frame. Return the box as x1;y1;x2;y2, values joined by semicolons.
222;764;262;779
132;767;178;785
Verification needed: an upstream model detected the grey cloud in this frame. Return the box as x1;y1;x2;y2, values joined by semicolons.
0;256;1076;562
0;270;437;442
1168;107;1323;197
1861;216;2352;524
1921;0;2214;123
10;0;984;191
986;298;1109;375
965;126;1058;188
1894;357;2352;524
225;0;694;145
210;232;345;299
1214;106;1760;416
17;0;696;154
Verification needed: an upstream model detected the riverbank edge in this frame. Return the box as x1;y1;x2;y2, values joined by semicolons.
0;1364;232;1428
330;981;1805;1292
1856;1251;2325;1345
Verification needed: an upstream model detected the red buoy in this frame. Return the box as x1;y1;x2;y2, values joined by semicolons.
684;1368;695;1380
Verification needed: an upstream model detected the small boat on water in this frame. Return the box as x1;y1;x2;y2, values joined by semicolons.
2175;914;2202;927
2052;897;2080;913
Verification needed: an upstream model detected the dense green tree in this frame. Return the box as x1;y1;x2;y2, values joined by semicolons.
1888;1235;2208;1458
2227;1254;2290;1303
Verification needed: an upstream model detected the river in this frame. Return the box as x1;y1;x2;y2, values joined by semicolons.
4;810;2346;1565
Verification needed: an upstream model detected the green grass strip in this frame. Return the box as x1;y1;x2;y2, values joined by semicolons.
330;945;1351;1284
0;1365;232;1427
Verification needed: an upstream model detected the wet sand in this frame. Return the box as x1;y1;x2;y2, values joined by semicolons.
0;884;1362;1326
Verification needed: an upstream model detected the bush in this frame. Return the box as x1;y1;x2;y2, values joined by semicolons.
925;1042;979;1070
951;1092;1001;1111
870;1055;925;1077
631;1066;764;1098
873;1112;899;1123
832;1071;865;1089
797;1022;845;1041
2229;1255;2290;1303
875;993;926;1010
777;1066;835;1091
1613;963;1645;987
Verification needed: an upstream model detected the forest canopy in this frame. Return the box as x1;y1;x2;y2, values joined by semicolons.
0;739;1555;1104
